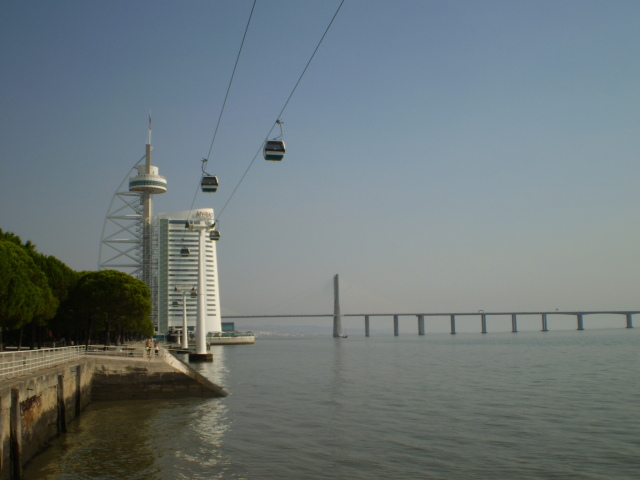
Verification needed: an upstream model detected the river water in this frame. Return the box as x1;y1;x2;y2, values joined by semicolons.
25;328;639;479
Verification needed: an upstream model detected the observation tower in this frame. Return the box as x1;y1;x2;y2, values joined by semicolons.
128;123;167;329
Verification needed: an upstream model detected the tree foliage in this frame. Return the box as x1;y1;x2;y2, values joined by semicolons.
0;239;57;330
66;270;153;345
0;229;153;347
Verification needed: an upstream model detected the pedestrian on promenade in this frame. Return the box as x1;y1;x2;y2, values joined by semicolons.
154;340;159;358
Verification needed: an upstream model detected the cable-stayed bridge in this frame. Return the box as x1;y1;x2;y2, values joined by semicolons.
222;311;636;335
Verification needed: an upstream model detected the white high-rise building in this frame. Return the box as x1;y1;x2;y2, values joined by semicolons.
156;208;222;335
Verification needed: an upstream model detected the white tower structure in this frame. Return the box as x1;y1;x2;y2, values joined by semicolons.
127;123;167;331
99;118;166;333
157;209;222;338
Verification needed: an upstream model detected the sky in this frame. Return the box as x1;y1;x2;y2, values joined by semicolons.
2;0;640;325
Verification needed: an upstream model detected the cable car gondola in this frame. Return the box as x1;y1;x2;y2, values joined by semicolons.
209;230;220;241
264;119;286;161
200;158;219;192
264;140;286;161
180;247;190;256
201;175;219;193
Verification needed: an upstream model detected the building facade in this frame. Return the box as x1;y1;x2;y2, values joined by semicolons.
156;208;222;336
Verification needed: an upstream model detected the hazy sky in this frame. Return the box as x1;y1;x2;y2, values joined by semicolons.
2;0;640;320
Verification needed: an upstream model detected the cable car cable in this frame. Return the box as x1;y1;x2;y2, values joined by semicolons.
180;0;257;246
215;0;345;221
205;0;257;163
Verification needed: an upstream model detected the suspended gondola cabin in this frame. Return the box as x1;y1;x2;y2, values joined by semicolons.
209;230;220;241
264;140;286;161
201;175;219;193
180;247;190;256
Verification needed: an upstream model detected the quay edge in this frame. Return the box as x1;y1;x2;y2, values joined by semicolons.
0;352;225;479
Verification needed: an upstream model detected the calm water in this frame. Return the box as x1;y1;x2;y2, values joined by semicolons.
25;329;640;479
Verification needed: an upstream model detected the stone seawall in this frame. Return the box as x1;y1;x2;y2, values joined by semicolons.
0;359;94;480
92;355;227;400
0;353;226;479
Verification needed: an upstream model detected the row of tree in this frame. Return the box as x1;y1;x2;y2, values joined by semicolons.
0;229;154;349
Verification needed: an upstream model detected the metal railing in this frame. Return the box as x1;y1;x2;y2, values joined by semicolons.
0;346;86;381
0;344;172;381
85;344;168;361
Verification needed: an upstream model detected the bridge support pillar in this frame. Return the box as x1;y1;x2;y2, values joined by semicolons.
541;313;549;332
365;316;370;337
417;315;425;335
393;315;399;336
626;313;633;329
511;314;518;333
450;315;456;335
577;314;584;331
481;314;487;334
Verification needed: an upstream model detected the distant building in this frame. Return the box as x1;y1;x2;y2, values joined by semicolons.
156;208;222;335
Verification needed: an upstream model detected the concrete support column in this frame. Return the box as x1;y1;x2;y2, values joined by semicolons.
417;315;425;336
626;313;633;329
577;314;584;331
481;314;487;334
189;227;213;362
511;314;518;333
364;316;370;337
450;315;456;335
541;313;549;332
393;315;399;336
181;292;189;349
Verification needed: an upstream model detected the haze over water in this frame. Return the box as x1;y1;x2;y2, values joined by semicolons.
26;328;639;479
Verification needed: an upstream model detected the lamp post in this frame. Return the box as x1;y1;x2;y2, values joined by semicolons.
185;217;214;362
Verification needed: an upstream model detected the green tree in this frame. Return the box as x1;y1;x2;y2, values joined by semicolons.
67;270;152;346
27;252;79;347
0;240;57;334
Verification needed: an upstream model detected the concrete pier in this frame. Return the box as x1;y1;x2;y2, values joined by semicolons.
417;315;425;336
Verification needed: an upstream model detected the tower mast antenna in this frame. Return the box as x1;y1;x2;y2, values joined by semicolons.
147;111;152;146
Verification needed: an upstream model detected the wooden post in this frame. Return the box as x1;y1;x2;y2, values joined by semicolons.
58;375;67;433
75;365;82;416
10;388;22;480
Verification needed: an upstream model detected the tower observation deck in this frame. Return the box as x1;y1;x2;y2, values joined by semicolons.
98;118;166;334
128;140;166;332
